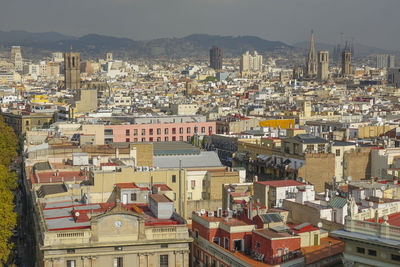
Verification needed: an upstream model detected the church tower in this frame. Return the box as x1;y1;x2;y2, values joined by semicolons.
305;31;318;78
64;51;80;89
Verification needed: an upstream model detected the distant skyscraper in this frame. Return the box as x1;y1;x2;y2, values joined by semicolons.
52;52;64;63
341;50;352;76
317;50;329;81
387;68;400;88
210;46;222;70
376;54;395;69
64;52;81;89
305;31;318;78
240;51;263;72
10;46;23;72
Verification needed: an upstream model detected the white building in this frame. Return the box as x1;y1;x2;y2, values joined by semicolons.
240;51;263;72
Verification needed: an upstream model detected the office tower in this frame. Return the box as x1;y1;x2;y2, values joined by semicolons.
64;52;81;89
317;50;329;81
341;50;352;76
106;52;113;62
377;54;396;68
305;31;318;78
10;46;23;72
209;46;222;70
240;51;263;72
387;68;400;87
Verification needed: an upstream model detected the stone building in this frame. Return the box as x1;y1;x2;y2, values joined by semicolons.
64;52;81;89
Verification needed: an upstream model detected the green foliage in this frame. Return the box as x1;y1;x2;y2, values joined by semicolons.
0;116;18;264
0;116;18;166
203;76;218;83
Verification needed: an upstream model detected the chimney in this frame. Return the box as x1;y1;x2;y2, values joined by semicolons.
248;196;252;219
226;188;231;213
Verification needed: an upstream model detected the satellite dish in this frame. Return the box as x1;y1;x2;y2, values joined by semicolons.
317;222;323;228
75;211;80;217
347;176;352;182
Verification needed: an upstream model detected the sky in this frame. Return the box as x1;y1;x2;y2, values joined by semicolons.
1;0;398;50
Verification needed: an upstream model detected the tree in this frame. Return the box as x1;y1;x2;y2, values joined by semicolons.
0;116;17;166
0;116;18;264
0;166;17;264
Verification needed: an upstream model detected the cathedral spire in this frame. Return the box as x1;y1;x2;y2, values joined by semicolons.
306;30;318;78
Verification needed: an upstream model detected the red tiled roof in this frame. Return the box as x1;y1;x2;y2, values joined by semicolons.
116;182;139;189
152;184;172;191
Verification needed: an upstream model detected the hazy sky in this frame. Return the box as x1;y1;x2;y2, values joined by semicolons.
1;0;398;50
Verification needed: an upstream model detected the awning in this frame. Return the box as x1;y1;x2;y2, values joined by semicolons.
257;154;270;161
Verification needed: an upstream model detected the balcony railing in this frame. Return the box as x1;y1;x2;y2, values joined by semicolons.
344;217;400;241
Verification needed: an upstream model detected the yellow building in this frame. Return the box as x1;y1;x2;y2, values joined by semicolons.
31;95;49;104
259;119;295;129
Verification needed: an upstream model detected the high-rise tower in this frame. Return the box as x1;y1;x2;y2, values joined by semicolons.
210;46;223;70
11;46;23;72
64;52;81;89
305;31;318;78
317;50;329;82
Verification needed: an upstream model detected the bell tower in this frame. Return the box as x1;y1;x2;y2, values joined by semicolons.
64;51;80;89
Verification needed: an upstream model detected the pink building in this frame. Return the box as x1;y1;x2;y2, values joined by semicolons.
105;121;216;143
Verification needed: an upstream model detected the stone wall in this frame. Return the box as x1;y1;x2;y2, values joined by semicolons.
298;153;335;192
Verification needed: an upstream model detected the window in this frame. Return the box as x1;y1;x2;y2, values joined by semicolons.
179;127;183;134
157;137;161;142
134;138;138;142
201;127;205;133
187;192;192;199
160;255;168;267
191;180;196;189
141;138;146;142
335;149;340;156
277;248;283;257
173;193;176;200
172;175;176;183
368;249;377;256
392;254;400;261
194;230;199;238
114;257;123;267
165;137;169;141
172;128;176;134
133;129;138;136
213;237;220;245
131;193;136;201
126;138;130;142
172;136;176;141
161;244;168;248
187;136;191;142
114;246;123;251
356;247;365;254
208;126;213;133
165;128;169;134
149;137;153;142
126;129;130;136
157;128;161;135
194;127;198;133
149;129;153;135
67;260;76;267
256;242;260;248
179;136;183;141
141;129;146;136
67;249;75;254
187;127;191;134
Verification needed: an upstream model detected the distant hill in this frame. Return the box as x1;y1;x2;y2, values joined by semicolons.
293;41;397;57
0;30;291;59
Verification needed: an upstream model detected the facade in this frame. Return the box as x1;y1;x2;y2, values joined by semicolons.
33;191;191;267
376;54;395;69
332;216;400;267
64;52;81;89
106;52;113;62
342;50;352;76
240;51;263;73
317;50;329;82
1;110;54;135
11;46;23;72
305;31;317;78
387;68;400;87
210;46;223;70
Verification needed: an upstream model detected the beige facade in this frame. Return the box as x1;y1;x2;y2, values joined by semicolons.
37;205;191;267
64;52;81;89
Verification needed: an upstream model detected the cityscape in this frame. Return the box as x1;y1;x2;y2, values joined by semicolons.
1;1;400;267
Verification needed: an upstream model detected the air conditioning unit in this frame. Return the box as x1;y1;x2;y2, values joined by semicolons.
200;209;206;215
217;207;223;218
142;166;149;171
208;211;215;217
136;166;142;171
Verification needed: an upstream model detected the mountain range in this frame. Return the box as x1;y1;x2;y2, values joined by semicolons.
0;30;291;59
0;30;396;59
